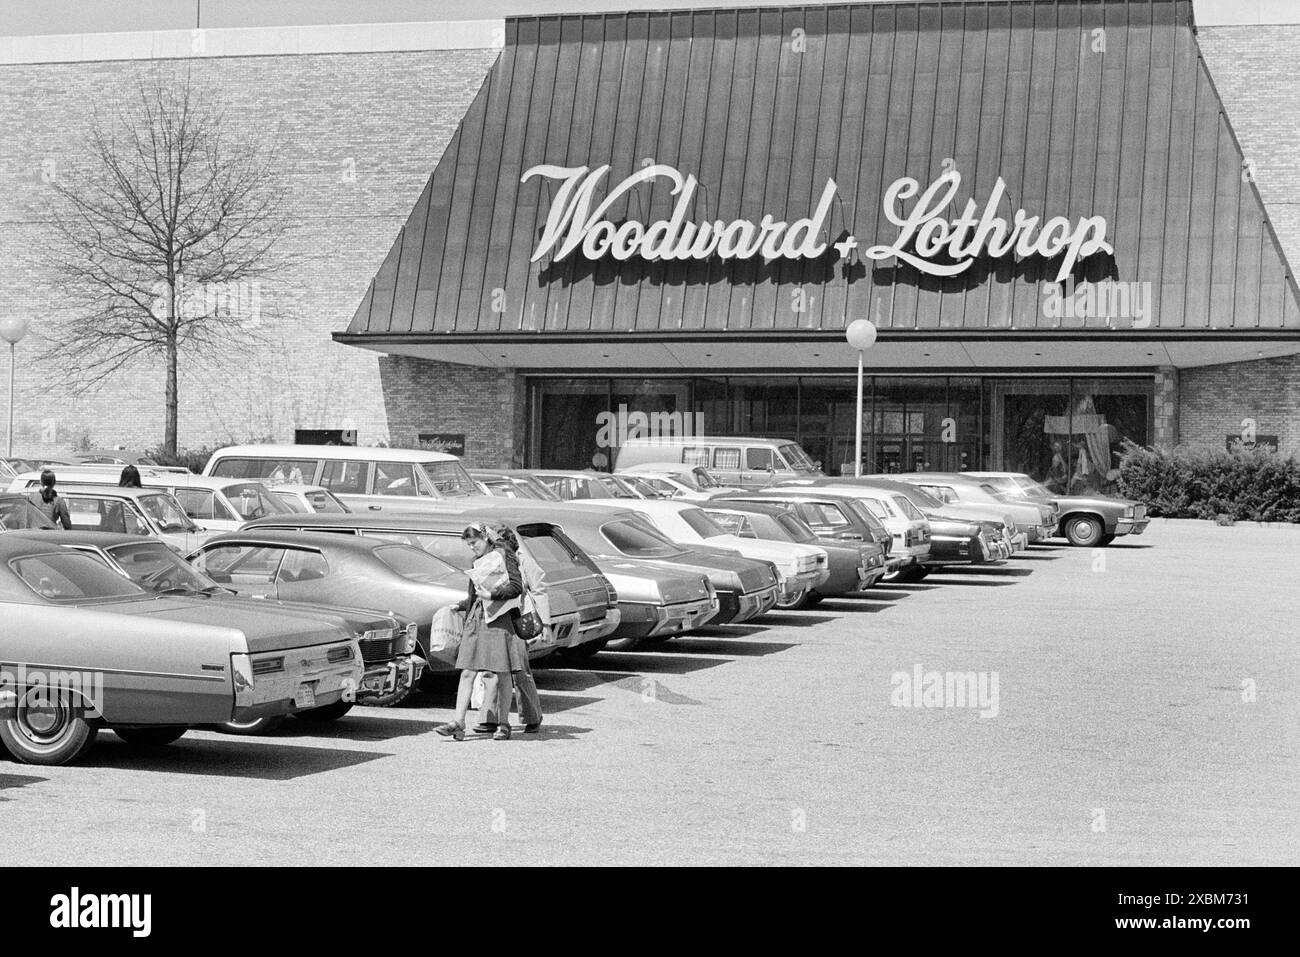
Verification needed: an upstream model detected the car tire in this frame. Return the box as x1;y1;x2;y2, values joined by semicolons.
215;715;286;736
560;638;609;660
0;687;99;766
114;726;187;747
293;701;354;722
1063;515;1105;547
805;592;825;607
775;586;811;610
1098;534;1116;546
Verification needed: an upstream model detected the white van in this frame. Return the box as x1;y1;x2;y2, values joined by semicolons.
202;444;482;508
614;436;824;488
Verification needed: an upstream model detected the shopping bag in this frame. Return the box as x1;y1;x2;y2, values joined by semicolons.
470;671;486;710
468;549;509;595
428;605;465;660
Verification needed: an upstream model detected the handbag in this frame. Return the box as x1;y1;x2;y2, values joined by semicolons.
513;608;544;640
427;605;465;661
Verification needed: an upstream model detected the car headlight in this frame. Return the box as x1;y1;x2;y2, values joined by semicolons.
1123;505;1135;518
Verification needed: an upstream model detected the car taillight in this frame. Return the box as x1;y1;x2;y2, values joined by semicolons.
252;656;284;675
404;622;418;653
327;645;354;664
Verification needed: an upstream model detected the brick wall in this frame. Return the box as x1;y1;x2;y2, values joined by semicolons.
1180;354;1300;455
0;47;498;455
377;355;524;468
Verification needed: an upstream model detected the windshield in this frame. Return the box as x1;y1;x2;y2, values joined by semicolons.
901;486;946;510
107;541;216;593
266;490;308;514
1012;476;1054;497
374;544;463;583
518;532;589;575
858;496;895;520
420;461;477;497
679;508;729;539
981;476;1020;494
12;552;146;602
360;530;471;574
779;443;817;471
224;483;286;520
692;468;722;489
891;494;925;521
138;493;196;532
600;519;685;558
600;474;643;498
706;511;756;538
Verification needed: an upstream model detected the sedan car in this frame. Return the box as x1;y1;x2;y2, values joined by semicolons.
964;471;1150;546
0;535;362;764
187;530;477;689
530;470;643;501
469;470;563;501
5;481;211;552
701;500;887;606
234;513;619;660
892;473;1058;544
587;498;828;606
0;493;56;531
19;530;422;720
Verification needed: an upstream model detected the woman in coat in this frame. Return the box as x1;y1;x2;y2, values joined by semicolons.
28;469;72;529
434;522;528;741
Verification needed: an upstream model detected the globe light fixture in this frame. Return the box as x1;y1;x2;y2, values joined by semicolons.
845;319;878;477
0;316;31;458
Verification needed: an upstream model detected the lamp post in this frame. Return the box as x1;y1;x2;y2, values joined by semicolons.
845;318;877;478
0;317;31;458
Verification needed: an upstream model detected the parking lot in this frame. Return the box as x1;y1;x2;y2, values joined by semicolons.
3;519;1296;866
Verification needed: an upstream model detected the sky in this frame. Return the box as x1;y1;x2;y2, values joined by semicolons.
0;0;1294;36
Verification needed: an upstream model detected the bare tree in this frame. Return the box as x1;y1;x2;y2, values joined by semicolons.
45;70;294;455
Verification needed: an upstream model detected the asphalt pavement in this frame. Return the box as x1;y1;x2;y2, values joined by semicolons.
3;519;1297;866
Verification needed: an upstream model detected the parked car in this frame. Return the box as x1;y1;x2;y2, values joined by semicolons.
461;501;782;626
752;484;933;581
468;470;563;501
234;512;621;660
0;493;56;531
616;474;676;499
892;473;1058;544
615;436;825;487
187;530;481;695
203;445;484;510
0;535;362;764
827;478;1012;566
529;470;643;501
964;471;1150;546
721;489;899;572
262;483;351;514
18;530;422;719
619;462;743;497
5;480;212;552
68;449;187;472
594;498;830;605
700;500;887;606
20;467;294;534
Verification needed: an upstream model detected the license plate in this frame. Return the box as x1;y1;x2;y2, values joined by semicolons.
294;683;317;709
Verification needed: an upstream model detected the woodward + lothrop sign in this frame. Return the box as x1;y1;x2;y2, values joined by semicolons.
522;164;1112;283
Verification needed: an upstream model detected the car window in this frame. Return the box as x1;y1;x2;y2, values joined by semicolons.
373;544;461;582
276;549;329;583
775;512;817;541
12;552;146;601
212;457;315;483
859;496;894;519
599;520;683;558
780;443;816;470
713;447;741;470
174;488;220;521
223;483;283;521
360;530;470;571
794;501;849;528
107;542;214;592
679;508;728;539
374;462;419;496
306;490;348;513
138;493;194;532
891;494;925;521
681;446;710;467
266;490;309;514
920;485;956;504
419;461;477;497
65;496;151;536
518;533;587;575
0;497;55;530
319;460;369;495
711;511;757;537
193;544;285;585
745;448;776;471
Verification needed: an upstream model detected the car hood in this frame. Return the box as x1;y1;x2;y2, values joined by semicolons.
120;596;354;652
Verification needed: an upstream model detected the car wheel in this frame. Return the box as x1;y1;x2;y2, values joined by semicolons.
775;586;811;610
1098;534;1116;546
114;726;187;747
1064;515;1105;547
560;638;609;660
804;592;825;607
293;701;354;722
0;687;98;766
215;715;286;736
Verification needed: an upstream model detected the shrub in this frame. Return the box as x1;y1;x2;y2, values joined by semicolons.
1117;442;1300;523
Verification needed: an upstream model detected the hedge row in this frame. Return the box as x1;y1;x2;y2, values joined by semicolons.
1118;443;1300;522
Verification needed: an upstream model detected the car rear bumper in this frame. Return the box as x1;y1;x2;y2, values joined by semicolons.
716;584;780;623
570;608;622;647
612;597;718;639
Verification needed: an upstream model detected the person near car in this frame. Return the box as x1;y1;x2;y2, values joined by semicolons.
119;465;143;488
28;468;73;529
475;526;544;735
434;522;528;741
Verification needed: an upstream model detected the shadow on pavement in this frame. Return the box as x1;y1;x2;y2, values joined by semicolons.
643;637;797;657
933;566;1033;577
266;714;439;741
0;771;48;800
759;613;840;627
808;599;897;613
81;738;389;779
559;651;733;676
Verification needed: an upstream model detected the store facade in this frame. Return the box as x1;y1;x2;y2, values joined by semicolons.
336;0;1300;486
